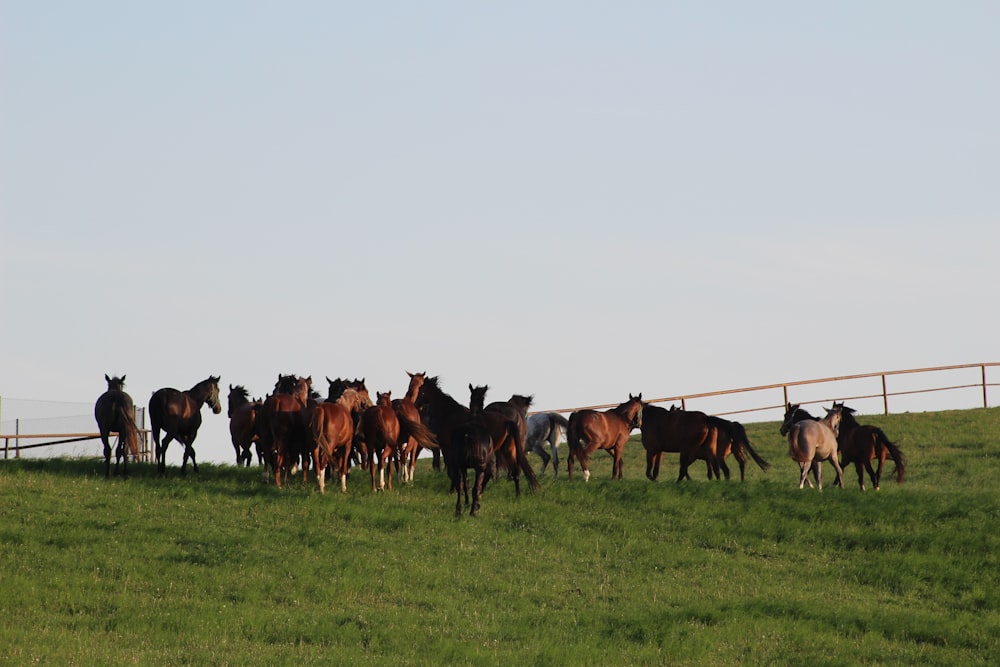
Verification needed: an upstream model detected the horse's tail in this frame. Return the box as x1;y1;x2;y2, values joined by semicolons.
729;420;770;471
309;407;329;458
397;412;438;450
512;419;541;492
118;402;140;459
874;428;906;483
549;412;570;431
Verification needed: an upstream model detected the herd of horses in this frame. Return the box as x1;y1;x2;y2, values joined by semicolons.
93;372;907;516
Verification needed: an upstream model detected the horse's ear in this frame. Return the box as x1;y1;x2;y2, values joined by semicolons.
406;371;414;378
121;375;126;383
105;374;111;382
469;383;474;392
327;376;333;384
229;384;234;390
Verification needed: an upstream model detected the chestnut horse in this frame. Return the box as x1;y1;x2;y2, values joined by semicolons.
362;391;401;492
394;371;440;482
149;375;222;477
227;384;260;467
640;404;719;482
567;394;643;481
94;374;140;478
310;386;373;494
782;402;844;490
834;402;906;491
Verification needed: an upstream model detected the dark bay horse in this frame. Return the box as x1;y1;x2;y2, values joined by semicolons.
418;376;538;504
94;374;140;478
149;376;222;476
227;384;260;467
566;394;643;481
640;404;719;482
310;386;372;494
783;403;844;490
257;375;312;486
834;402;907;491
526;412;569;476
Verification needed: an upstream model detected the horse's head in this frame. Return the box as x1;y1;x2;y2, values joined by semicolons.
105;374;126;392
206;376;223;414
509;394;534;417
780;402;800;436
823;404;843;436
273;373;299;395
376;391;392;407
628;393;644;429
468;384;488;413
227;384;251;416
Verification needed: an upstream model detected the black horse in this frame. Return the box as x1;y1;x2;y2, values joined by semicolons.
149;376;222;476
94;374;140;477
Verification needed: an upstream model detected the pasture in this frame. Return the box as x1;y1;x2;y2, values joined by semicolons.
1;407;999;665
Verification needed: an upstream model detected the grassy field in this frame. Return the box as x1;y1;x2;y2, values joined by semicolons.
1;407;999;665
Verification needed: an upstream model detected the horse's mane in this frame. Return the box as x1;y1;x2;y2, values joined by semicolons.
425;376;465;412
230;385;251;400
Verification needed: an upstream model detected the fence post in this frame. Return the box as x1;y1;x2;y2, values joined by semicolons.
881;375;889;415
782;385;789;409
15;419;20;459
983;365;988;408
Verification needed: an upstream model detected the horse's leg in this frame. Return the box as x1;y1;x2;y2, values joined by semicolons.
852;460;866;491
677;451;690;483
550;434;559;479
100;431;112;478
872;449;884;490
538;446;551;476
813;460;823;490
470;469;483;517
798;462;810;489
830;453;845;489
156;433;173;477
718;455;730;481
645;449;656;481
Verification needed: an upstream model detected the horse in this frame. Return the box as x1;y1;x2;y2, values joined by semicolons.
149;375;222;477
703;416;770;481
783;402;845;490
639;404;720;482
526;412;569;476
257;375;312;486
394;372;440;481
310;386;373;494
470;385;538;495
227;384;260;467
418;376;539;501
566;394;643;481
94;374;140;478
450;416;495;517
834;402;907;491
362;391;401;492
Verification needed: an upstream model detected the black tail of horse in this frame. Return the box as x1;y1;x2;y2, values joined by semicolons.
708;416;770;472
511;419;541;492
874;428;906;482
396;411;439;450
730;421;770;471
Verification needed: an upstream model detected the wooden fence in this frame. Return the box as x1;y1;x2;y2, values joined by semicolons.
1;405;152;461
534;362;1000;418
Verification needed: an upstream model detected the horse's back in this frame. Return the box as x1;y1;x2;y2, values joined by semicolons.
788;420;838;460
95;390;134;431
640;406;709;454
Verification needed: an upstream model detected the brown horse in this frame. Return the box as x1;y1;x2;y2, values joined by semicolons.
834;402;906;491
257;375;312;486
227;384;260;467
639;404;719;482
94;374;140;478
567;394;643;481
362;391;402;492
703;416;770;481
149;375;222;477
394;371;440;482
310;386;373;494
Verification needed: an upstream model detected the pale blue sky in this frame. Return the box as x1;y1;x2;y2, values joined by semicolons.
2;2;997;464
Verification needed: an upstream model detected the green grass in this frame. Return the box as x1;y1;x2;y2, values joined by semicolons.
2;407;999;665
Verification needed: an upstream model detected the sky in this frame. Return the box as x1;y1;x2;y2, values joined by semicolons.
2;2;998;465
